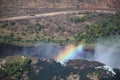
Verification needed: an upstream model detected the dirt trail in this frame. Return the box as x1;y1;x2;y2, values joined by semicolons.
0;10;116;21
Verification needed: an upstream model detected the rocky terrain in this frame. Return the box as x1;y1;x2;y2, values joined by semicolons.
0;0;120;80
0;55;120;80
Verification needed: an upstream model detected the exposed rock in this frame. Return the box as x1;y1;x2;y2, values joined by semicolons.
29;57;118;80
0;55;120;80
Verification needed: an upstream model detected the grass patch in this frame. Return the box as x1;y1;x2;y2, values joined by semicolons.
5;55;25;64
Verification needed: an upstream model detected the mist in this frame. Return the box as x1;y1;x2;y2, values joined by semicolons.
22;43;63;59
22;36;120;68
94;36;120;68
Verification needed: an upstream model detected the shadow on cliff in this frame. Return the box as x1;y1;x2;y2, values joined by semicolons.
0;43;24;57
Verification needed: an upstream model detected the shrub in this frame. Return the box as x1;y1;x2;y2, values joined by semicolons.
22;32;26;36
24;70;30;75
71;15;89;22
0;57;31;80
35;23;45;32
34;38;37;41
73;13;120;44
23;58;31;65
6;63;20;76
10;32;14;37
16;37;22;41
0;23;7;28
13;72;21;78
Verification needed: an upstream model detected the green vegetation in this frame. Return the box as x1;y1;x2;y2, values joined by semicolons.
0;22;47;45
23;58;31;65
0;35;15;43
0;58;31;80
0;13;119;46
71;15;89;22
74;13;120;43
83;24;100;43
36;23;45;31
0;35;22;44
35;23;45;34
0;23;7;28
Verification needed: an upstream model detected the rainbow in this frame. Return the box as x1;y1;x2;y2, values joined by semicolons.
55;44;84;63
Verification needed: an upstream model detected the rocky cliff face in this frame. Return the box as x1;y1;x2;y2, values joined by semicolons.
29;56;120;80
0;55;120;80
0;0;119;18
